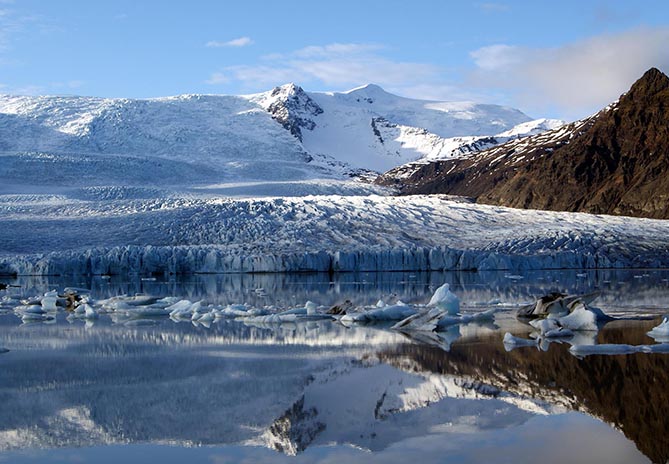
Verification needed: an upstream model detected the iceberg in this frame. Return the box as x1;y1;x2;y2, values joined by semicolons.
647;316;669;343
391;284;497;332
339;303;416;324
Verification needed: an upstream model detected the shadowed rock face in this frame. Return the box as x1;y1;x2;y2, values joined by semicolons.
379;68;669;219
379;322;669;464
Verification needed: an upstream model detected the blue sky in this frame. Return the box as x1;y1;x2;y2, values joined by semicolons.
1;0;668;120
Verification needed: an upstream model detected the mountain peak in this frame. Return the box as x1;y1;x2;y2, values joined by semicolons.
384;66;669;219
625;67;669;101
271;82;306;97
344;83;389;96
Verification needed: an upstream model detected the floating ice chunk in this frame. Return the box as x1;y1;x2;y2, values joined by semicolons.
101;295;162;311
503;332;538;350
305;301;318;315
529;318;561;335
557;302;600;331
393;307;498;332
216;303;264;318
376;300;386;308
0;348;9;354
166;299;193;313
198;311;215;323
74;304;87;315
155;296;182;306
517;292;600;319
428;284;460;315
340;303;416;324
392;306;447;332
647;316;669;343
41;290;59;311
245;306;332;324
83;304;98;319
15;305;46;315
436;308;498;329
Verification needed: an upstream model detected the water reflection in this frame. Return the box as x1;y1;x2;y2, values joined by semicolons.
379;321;669;464
1;270;668;463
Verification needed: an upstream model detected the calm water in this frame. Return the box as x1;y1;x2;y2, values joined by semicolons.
1;270;669;464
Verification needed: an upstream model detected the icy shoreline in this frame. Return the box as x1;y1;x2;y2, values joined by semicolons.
2;194;668;276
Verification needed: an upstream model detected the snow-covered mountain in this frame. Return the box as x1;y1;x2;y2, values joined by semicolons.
252;83;542;173
0;84;541;192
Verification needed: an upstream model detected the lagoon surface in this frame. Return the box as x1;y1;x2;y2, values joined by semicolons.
1;270;669;463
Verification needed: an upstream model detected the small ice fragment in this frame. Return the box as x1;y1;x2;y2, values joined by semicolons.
558;303;599;331
530;318;560;335
428;284;460;315
647;316;669;343
83;304;98;319
305;301;317;315
41;290;59;311
198;311;215;323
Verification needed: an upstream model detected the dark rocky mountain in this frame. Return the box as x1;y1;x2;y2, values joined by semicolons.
377;68;669;219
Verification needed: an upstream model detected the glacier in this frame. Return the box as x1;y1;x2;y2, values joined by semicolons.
1;194;668;276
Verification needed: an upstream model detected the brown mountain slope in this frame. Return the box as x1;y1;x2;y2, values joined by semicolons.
377;68;669;219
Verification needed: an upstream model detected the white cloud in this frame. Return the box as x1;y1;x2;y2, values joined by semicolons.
206;37;253;48
470;44;520;70
205;72;229;85
468;27;669;119
206;42;444;95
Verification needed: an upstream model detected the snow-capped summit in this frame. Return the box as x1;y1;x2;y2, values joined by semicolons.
251;83;323;142
341;83;394;103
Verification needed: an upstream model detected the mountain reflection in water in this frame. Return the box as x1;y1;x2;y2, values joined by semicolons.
0;270;668;463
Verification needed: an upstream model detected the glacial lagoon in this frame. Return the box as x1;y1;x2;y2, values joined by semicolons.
1;270;669;463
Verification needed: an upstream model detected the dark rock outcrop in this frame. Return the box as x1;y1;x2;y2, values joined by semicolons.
378;68;669;219
265;84;324;142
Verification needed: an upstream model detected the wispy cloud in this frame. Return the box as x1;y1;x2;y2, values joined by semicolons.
206;37;253;48
205;72;228;85
468;27;669;119
0;7;49;54
205;42;471;99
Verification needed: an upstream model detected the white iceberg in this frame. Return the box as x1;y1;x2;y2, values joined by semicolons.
40;290;59;311
427;284;460;315
556;302;602;331
647;316;669;343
